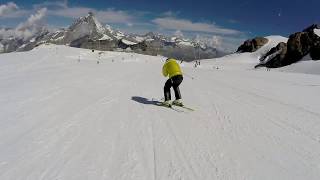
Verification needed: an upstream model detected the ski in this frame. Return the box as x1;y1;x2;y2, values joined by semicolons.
152;98;184;112
172;104;195;111
156;103;184;112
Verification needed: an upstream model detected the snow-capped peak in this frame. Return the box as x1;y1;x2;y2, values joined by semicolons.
314;28;320;37
69;12;105;35
90;13;105;34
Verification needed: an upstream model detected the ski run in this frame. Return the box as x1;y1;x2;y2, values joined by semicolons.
1;36;320;180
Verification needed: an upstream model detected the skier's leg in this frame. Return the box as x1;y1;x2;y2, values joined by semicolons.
173;86;182;100
164;79;172;101
172;75;183;100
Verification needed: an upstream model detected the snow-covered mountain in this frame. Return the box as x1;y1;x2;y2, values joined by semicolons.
201;35;320;75
0;13;224;60
0;26;51;53
1;44;320;180
236;24;320;69
49;12;126;44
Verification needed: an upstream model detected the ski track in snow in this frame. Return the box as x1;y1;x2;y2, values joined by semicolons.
0;44;320;180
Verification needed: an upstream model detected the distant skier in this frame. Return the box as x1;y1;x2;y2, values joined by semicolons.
162;58;184;107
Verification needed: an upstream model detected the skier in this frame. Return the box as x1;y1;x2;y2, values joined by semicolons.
162;58;184;107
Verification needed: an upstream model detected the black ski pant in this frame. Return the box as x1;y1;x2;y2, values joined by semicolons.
164;75;183;101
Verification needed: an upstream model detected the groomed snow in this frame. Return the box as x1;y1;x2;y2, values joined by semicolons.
0;44;320;180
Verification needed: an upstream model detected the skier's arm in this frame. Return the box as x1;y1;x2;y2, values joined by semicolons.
162;64;168;77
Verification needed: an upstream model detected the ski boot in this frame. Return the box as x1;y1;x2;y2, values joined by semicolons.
161;100;172;108
172;99;184;107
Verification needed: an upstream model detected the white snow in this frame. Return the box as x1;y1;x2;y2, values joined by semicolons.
115;31;125;39
91;15;105;35
69;22;92;40
99;34;112;41
29;38;36;43
0;43;320;180
51;32;65;41
314;28;320;37
277;54;320;74
200;36;320;75
105;24;114;34
53;35;64;41
67;14;108;41
18;44;27;49
134;36;145;42
178;41;194;47
200;36;288;70
170;37;177;42
121;39;137;45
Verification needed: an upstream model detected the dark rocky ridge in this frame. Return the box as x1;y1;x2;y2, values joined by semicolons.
236;37;269;53
237;24;320;69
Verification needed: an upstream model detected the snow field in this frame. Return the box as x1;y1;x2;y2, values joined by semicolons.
0;43;320;180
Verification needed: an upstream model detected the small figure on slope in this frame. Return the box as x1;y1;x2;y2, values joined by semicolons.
162;58;184;107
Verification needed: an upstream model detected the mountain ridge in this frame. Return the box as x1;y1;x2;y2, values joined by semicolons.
0;12;226;61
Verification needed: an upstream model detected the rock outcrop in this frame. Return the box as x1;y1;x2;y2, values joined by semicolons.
308;25;320;60
257;42;287;68
284;32;313;64
252;24;320;68
237;37;268;53
303;24;320;33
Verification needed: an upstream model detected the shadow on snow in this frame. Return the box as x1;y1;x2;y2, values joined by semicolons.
131;96;161;106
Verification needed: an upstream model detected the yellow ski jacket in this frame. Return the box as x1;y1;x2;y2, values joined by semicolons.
162;59;183;78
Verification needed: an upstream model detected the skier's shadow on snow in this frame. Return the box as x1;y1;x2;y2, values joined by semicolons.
131;96;160;106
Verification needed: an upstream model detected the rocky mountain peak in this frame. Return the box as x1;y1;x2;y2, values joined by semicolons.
69;12;105;36
303;24;320;33
0;12;225;60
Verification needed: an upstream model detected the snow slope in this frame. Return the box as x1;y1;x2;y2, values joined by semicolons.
200;36;288;70
1;44;320;180
276;54;320;74
200;36;320;75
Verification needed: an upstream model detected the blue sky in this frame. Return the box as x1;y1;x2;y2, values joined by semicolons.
0;0;319;50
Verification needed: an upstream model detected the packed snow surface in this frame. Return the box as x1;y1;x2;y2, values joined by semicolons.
0;43;320;180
